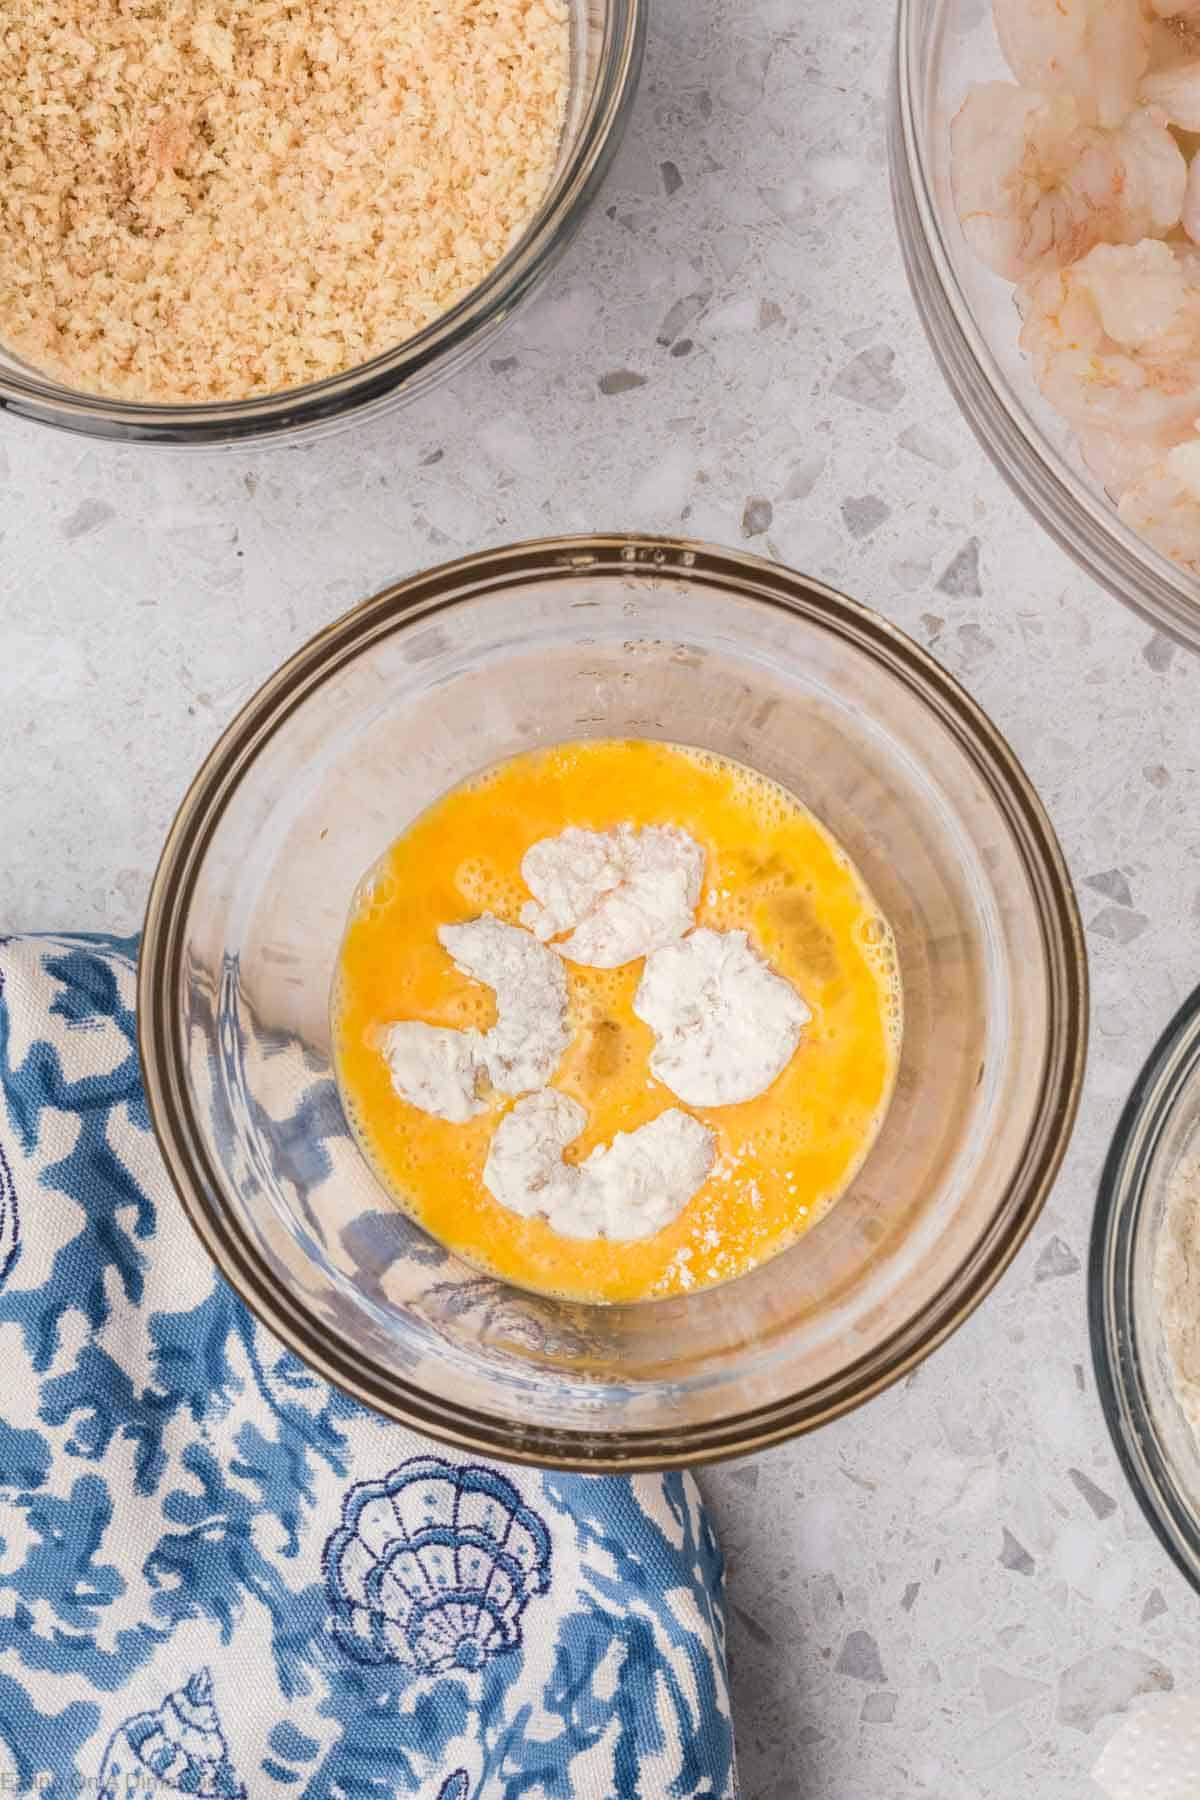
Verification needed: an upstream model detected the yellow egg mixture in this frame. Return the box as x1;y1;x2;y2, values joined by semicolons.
332;739;901;1302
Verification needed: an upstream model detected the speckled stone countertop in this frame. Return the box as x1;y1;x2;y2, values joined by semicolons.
5;1;1200;1794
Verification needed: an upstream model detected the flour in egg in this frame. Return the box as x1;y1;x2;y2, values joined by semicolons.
483;1088;716;1240
634;927;811;1106
438;914;570;1093
381;914;569;1120
520;824;705;967
380;1020;486;1123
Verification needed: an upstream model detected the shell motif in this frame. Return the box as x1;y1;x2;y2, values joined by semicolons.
97;1668;247;1799
0;1137;18;1288
324;1455;553;1674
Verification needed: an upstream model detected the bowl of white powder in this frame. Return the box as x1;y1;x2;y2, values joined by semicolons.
1093;996;1200;1594
0;0;642;445
139;533;1087;1469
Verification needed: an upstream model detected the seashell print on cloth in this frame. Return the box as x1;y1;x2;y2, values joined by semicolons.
324;1456;553;1672
97;1669;246;1798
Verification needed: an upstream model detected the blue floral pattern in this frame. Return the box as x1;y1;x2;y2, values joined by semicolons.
0;936;737;1798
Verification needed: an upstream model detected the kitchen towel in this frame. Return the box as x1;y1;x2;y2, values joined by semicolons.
0;933;737;1799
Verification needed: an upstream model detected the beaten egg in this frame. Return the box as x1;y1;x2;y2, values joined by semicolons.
332;739;901;1302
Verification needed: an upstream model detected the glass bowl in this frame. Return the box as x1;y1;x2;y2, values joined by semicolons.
1092;990;1200;1595
138;533;1087;1470
0;0;642;448
890;0;1200;650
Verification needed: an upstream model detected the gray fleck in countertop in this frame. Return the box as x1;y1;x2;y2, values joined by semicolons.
4;1;1200;1793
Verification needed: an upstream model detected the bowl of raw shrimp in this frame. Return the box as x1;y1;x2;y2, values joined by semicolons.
891;0;1200;649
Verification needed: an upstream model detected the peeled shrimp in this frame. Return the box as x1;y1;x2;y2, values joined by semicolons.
1185;151;1200;243
1141;60;1200;130
951;86;1186;280
380;915;570;1121
482;1090;716;1240
1078;426;1166;498
1118;438;1200;569
993;0;1150;127
1020;239;1200;442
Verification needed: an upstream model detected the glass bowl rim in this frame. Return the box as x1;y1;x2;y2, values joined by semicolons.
138;531;1089;1469
888;0;1200;651
0;0;644;446
1090;984;1200;1595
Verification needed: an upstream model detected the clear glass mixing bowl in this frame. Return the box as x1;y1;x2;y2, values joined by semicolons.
1092;991;1200;1595
890;0;1200;650
0;0;642;448
138;534;1087;1469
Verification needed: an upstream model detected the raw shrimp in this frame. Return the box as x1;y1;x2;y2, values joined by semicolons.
951;86;1185;280
1020;239;1200;442
1078;426;1165;497
1185;151;1200;243
1151;1;1200;19
993;0;1150;127
1118;438;1200;569
1141;59;1200;130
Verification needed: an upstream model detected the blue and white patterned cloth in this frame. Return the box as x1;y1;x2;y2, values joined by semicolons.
0;934;738;1799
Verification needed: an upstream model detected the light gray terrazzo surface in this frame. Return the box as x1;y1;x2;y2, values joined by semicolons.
4;0;1200;1794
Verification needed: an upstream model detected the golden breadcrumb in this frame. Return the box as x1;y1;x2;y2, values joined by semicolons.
0;0;568;402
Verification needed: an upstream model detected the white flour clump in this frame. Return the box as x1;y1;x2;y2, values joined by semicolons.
520;825;705;967
1155;1151;1200;1438
381;915;568;1120
635;927;811;1106
380;1021;486;1124
483;1089;716;1240
576;1110;714;1238
438;914;570;1094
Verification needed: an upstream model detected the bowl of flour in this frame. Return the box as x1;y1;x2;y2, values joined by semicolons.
1093;995;1200;1596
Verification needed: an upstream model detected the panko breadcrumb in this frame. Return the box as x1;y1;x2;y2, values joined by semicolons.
0;0;568;402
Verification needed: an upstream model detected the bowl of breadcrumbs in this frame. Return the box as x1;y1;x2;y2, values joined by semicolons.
0;0;643;442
